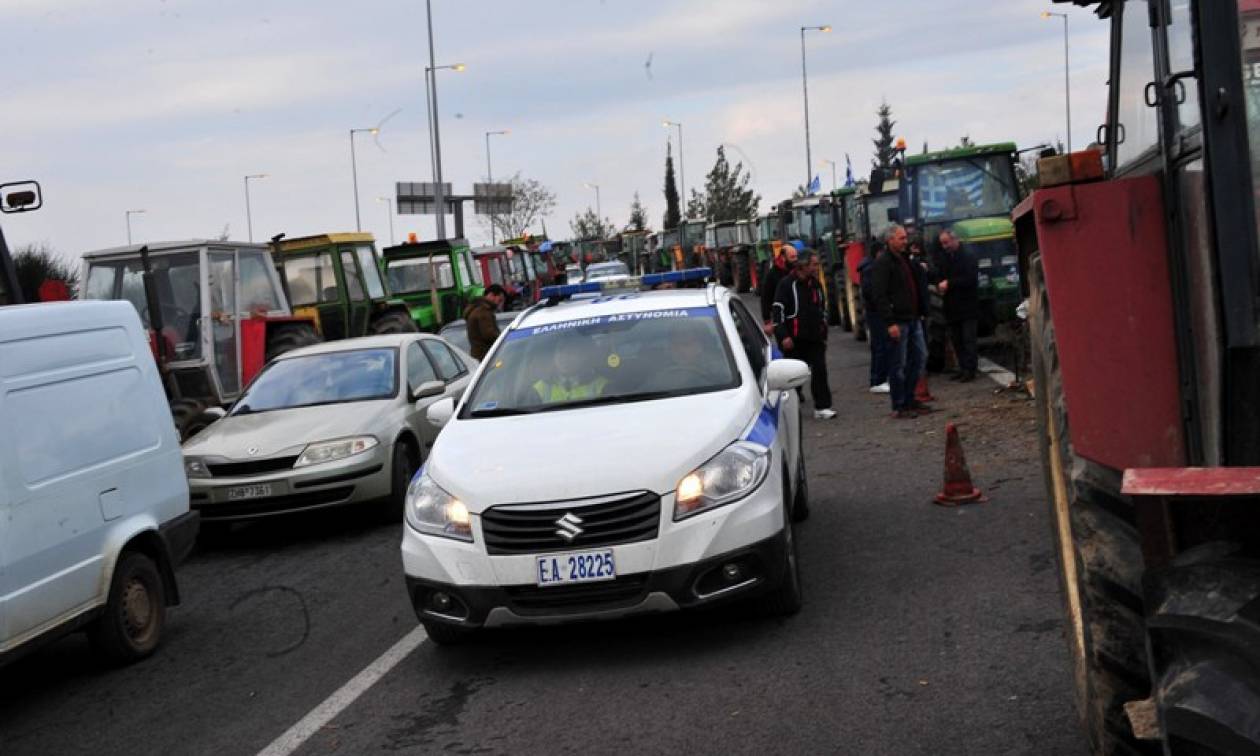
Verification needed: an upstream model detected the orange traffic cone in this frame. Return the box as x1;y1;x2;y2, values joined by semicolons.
915;373;935;404
934;423;986;507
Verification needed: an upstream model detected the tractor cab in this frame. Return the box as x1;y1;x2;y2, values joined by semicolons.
619;230;651;275
681;219;709;269
900;143;1021;336
659;227;683;270
380;237;483;331
471;245;517;302
80;240;319;438
273;232;418;338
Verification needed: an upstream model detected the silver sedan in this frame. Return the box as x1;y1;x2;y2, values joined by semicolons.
182;334;475;522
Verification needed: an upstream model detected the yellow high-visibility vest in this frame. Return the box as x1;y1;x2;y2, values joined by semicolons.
532;376;609;403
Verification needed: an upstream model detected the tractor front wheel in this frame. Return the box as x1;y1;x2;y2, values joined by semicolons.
169;398;220;442
371;310;419;334
265;322;321;363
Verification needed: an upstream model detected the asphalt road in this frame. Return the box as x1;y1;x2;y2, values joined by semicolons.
0;308;1085;756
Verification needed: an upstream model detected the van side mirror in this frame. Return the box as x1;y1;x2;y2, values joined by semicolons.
426;396;456;427
411;380;445;402
1;181;42;214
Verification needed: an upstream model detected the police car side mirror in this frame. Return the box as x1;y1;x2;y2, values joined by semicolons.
767;359;810;392
426;397;456;427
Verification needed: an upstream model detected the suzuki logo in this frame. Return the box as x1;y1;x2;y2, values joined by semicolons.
555;512;584;542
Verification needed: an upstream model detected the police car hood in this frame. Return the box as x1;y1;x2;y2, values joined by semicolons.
426;389;753;509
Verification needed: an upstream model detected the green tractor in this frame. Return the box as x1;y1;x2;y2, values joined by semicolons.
787;195;849;327
273;232;418;338
898;142;1021;371
379;237;485;331
754;210;789;286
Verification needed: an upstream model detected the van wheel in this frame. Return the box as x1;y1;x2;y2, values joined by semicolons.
381;441;419;522
89;551;167;664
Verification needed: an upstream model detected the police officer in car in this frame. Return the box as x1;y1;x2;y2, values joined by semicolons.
532;334;609;403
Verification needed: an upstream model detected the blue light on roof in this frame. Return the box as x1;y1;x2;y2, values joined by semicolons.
539;282;602;298
537;268;713;303
641;267;712;286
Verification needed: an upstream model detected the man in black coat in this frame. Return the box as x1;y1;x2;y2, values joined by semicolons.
869;224;926;418
936;228;980;382
759;242;798;332
773;249;834;420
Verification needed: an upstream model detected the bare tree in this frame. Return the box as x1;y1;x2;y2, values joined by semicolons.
476;172;557;241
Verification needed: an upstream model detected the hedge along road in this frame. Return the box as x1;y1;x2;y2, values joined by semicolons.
0;325;1085;756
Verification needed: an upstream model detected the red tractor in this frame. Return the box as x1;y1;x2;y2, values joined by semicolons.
81;241;320;439
1017;1;1260;752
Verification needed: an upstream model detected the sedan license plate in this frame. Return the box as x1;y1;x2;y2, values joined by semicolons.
536;549;616;587
227;484;272;501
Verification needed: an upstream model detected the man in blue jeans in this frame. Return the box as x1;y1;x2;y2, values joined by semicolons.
868;224;926;419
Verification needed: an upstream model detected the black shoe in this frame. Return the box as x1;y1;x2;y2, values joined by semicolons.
959;371;977;383
891;409;917;420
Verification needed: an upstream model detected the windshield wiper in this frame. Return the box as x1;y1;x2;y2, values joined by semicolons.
556;390;684;410
468;406;541;418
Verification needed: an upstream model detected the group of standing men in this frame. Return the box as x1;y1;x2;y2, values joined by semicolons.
864;226;980;418
753;226;981;423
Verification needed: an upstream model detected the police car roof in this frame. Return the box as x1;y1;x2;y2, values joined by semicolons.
514;287;721;328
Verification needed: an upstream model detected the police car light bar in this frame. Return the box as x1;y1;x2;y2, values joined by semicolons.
539;267;713;301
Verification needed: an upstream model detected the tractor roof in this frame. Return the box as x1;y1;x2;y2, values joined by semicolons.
831;186;857;198
276;232;375;253
707;220;738;230
905;142;1018;167
81;240;268;261
381;237;470;259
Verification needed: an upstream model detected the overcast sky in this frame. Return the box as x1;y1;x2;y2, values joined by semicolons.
1;0;1108;261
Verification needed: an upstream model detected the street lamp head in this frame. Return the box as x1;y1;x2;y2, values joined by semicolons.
584;182;598;189
370;128;380;135
820;25;832;32
246;173;268;180
127;209;146;214
451;63;467;72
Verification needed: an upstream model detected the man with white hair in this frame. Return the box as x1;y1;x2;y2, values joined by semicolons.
869;224;926;419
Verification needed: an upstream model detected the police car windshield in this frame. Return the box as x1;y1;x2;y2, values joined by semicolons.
462;305;738;416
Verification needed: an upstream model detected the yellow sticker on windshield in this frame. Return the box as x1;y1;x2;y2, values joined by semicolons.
494;360;504;369
607;353;621;369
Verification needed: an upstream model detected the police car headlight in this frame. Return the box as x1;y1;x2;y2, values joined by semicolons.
405;474;473;542
674;441;771;520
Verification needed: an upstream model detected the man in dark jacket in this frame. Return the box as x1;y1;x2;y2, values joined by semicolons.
858;247;889;393
936;229;980;381
869;224;926;418
773;250;834;419
464;284;506;360
759;242;798;331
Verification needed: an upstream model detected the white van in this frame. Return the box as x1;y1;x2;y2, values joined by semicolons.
0;300;198;665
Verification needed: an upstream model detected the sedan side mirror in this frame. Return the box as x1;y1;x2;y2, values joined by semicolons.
767;359;811;392
411;380;445;402
426;396;456;427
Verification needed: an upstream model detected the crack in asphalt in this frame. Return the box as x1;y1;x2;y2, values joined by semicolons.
230;585;311;658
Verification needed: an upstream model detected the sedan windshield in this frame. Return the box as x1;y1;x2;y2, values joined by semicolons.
462;307;737;416
232;348;397;414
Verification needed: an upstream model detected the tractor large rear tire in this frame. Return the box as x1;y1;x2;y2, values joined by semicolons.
736;253;752;294
1145;546;1260;754
169;398;219;442
265;322;321;363
371;310;419;334
1029;254;1155;756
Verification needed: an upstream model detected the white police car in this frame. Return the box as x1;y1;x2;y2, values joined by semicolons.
402;269;812;643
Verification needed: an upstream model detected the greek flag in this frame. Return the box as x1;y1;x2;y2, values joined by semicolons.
844;154;855;187
807;174;821;195
920;165;988;219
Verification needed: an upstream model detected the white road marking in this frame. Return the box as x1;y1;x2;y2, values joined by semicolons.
256;625;428;756
978;357;1016;388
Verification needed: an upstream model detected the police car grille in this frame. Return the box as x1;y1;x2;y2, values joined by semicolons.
481;492;660;555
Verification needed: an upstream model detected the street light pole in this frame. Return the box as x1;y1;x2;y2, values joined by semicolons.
377;197;395;246
423;61;466;241
1042;11;1072;154
244;174;267;242
800;25;832;190
349;127;379;232
584;183;601;222
663;120;684;218
125;209;145;245
485;129;509;244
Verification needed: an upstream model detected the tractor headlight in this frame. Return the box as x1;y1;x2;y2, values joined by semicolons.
674;441;771;520
405;474;473;542
294;436;378;467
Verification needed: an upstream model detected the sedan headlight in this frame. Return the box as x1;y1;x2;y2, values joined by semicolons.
674;441;771;520
405;474;473;542
294;436;379;468
184;457;210;479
